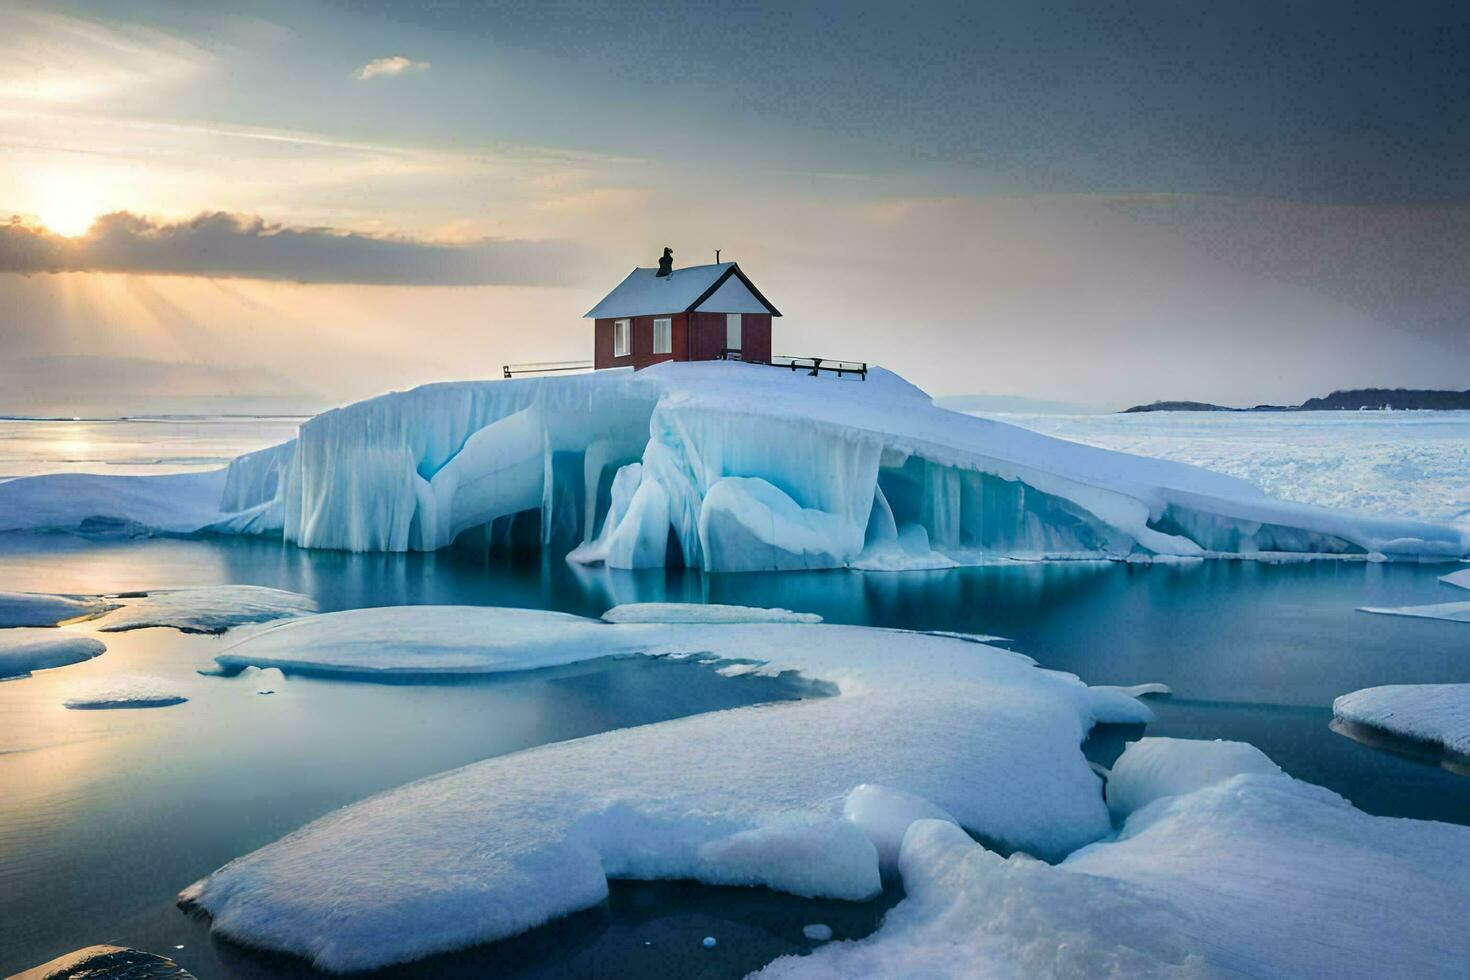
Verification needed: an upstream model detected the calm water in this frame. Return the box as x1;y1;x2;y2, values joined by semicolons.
1;533;1467;976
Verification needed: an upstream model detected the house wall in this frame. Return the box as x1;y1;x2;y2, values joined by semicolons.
594;313;689;370
689;312;772;363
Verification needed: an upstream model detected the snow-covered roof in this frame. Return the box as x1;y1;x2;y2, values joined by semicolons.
584;262;781;319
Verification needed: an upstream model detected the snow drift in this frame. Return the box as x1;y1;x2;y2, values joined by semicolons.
4;363;1465;567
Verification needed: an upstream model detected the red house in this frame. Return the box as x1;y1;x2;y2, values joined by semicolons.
585;250;781;370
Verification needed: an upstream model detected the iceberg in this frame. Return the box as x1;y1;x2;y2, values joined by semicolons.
3;363;1465;567
0;591;115;628
0;630;106;680
761;738;1470;979
91;586;317;634
1333;684;1470;759
182;606;1150;971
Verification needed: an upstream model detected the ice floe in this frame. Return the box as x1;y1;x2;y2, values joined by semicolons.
601;603;822;624
182;606;1149;971
1441;567;1470;590
64;675;188;709
1333;684;1470;758
91;585;317;634
1358;600;1470;624
0;590;114;627
760;738;1470;978
0;630;106;680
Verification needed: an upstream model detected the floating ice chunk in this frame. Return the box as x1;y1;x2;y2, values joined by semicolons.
92;586;317;634
1442;568;1470;591
802;924;833;942
232;665;287;694
702;937;716;949
1093;682;1172;699
213;606;631;677
64;675;187;709
1333;684;1470;758
763;767;1470;979
602;603;822;625
1357;600;1470;624
0;591;115;627
1105;737;1281;819
183;608;1128;970
0;630;106;680
842;784;958;872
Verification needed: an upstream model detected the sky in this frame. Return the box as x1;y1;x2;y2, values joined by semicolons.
2;0;1468;415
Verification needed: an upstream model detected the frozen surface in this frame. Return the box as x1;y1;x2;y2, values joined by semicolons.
0;469;226;535
1358;600;1470;624
64;675;188;709
6;366;1465;567
1334;684;1470;757
92;586;317;634
992;409;1470;534
763;739;1470;979
601;603;822;625
183;606;1150;971
0;630;106;679
0;591;114;627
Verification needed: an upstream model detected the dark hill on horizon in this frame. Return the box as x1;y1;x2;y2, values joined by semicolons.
1124;388;1470;414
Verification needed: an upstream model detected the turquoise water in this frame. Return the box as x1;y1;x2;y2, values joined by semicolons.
1;534;1467;976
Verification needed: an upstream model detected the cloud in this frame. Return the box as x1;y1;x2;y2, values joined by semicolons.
0;212;589;286
354;55;429;80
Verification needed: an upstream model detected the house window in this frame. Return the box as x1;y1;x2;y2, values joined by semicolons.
613;319;630;357
653;317;672;355
726;313;742;350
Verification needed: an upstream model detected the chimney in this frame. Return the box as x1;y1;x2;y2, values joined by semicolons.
656;246;673;277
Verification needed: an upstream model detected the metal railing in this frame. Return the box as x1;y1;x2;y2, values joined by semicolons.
717;349;867;380
502;360;594;379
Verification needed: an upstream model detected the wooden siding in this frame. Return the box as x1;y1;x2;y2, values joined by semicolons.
595;312;772;370
594;313;689;370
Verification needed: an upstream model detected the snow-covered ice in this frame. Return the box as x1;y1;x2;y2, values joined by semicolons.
64;675;188;709
1358;600;1470;624
601;603;822;624
0;630;106;679
1333;684;1470;758
1103;736;1281;819
994;409;1470;534
1093;681;1171;700
760;738;1470;979
91;586;317;634
0;591;114;627
4;364;1464;566
182;606;1150;971
0;469;226;535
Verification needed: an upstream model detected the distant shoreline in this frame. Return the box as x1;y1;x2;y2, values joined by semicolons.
1123;388;1470;414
